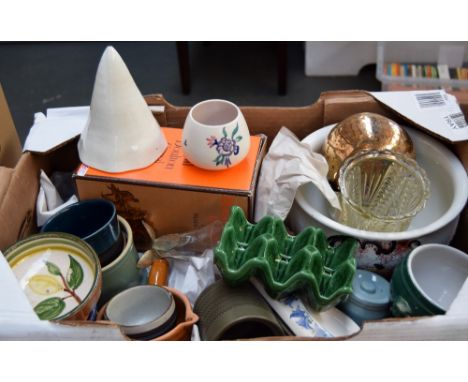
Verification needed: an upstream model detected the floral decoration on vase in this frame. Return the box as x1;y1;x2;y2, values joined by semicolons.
206;124;243;167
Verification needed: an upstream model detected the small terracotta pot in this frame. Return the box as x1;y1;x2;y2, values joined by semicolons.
97;286;198;341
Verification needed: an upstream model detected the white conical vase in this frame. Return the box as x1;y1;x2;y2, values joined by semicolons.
78;46;167;173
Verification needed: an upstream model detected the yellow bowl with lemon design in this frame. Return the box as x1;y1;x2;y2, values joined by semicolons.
5;233;102;321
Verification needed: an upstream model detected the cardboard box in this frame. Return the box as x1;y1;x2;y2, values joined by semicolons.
73;128;266;250
1;89;468;340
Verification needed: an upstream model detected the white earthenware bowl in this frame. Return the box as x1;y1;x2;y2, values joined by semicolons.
287;125;468;276
182;99;250;170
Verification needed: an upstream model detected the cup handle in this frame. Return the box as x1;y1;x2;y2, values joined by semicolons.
392;296;412;317
148;258;169;286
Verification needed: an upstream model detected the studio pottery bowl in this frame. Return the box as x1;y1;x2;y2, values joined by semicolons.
97;286;198;341
288;125;468;277
5;233;102;321
105;285;177;340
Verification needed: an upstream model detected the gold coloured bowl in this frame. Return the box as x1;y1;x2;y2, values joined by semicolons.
322;112;415;187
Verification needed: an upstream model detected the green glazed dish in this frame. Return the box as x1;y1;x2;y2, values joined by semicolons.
214;206;358;311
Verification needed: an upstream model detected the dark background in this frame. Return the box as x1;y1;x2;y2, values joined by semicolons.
0;42;380;143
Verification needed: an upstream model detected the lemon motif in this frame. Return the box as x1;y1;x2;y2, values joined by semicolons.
28;275;63;295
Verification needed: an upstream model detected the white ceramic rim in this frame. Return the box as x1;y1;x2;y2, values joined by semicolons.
106;285;176;335
189;99;241;128
102;215;132;271
407;244;468;310
295;124;468;241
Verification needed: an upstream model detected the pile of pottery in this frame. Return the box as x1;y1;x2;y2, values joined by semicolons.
4;44;468;340
285;112;468;324
290;113;468;274
3;45;255;340
3;46;205;340
5;197;199;340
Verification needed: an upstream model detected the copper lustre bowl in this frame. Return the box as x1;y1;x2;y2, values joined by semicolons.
322;112;415;187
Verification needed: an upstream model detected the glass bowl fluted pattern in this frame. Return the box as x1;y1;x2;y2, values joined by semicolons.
337;150;430;232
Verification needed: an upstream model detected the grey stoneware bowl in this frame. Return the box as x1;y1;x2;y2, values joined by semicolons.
105;285;177;340
41;199;123;267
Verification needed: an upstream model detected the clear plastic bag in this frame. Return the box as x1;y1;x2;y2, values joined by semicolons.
137;221;223;268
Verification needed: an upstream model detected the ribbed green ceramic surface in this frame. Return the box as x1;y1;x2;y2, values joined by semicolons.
214;206;358;311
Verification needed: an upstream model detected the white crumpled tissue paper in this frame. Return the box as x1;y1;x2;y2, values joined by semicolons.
255;127;340;222
36;170;78;227
167;249;215;305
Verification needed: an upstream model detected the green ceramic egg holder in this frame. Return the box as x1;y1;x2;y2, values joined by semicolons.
214;206;358;311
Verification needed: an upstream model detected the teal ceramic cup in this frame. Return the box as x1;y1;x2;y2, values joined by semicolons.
391;244;468;317
99;215;142;306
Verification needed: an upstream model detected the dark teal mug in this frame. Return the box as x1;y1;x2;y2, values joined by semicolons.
41;199;123;267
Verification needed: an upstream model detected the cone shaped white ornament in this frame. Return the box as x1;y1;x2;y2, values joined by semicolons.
78;46;167;173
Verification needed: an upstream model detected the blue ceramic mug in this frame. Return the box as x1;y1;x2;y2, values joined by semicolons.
41;199;123;267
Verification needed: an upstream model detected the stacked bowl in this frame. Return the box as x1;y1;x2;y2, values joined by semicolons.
288;124;468;276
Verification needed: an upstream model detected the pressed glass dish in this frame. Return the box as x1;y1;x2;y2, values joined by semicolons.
337;150;430;232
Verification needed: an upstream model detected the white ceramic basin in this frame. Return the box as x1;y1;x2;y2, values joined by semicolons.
287;125;468;276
